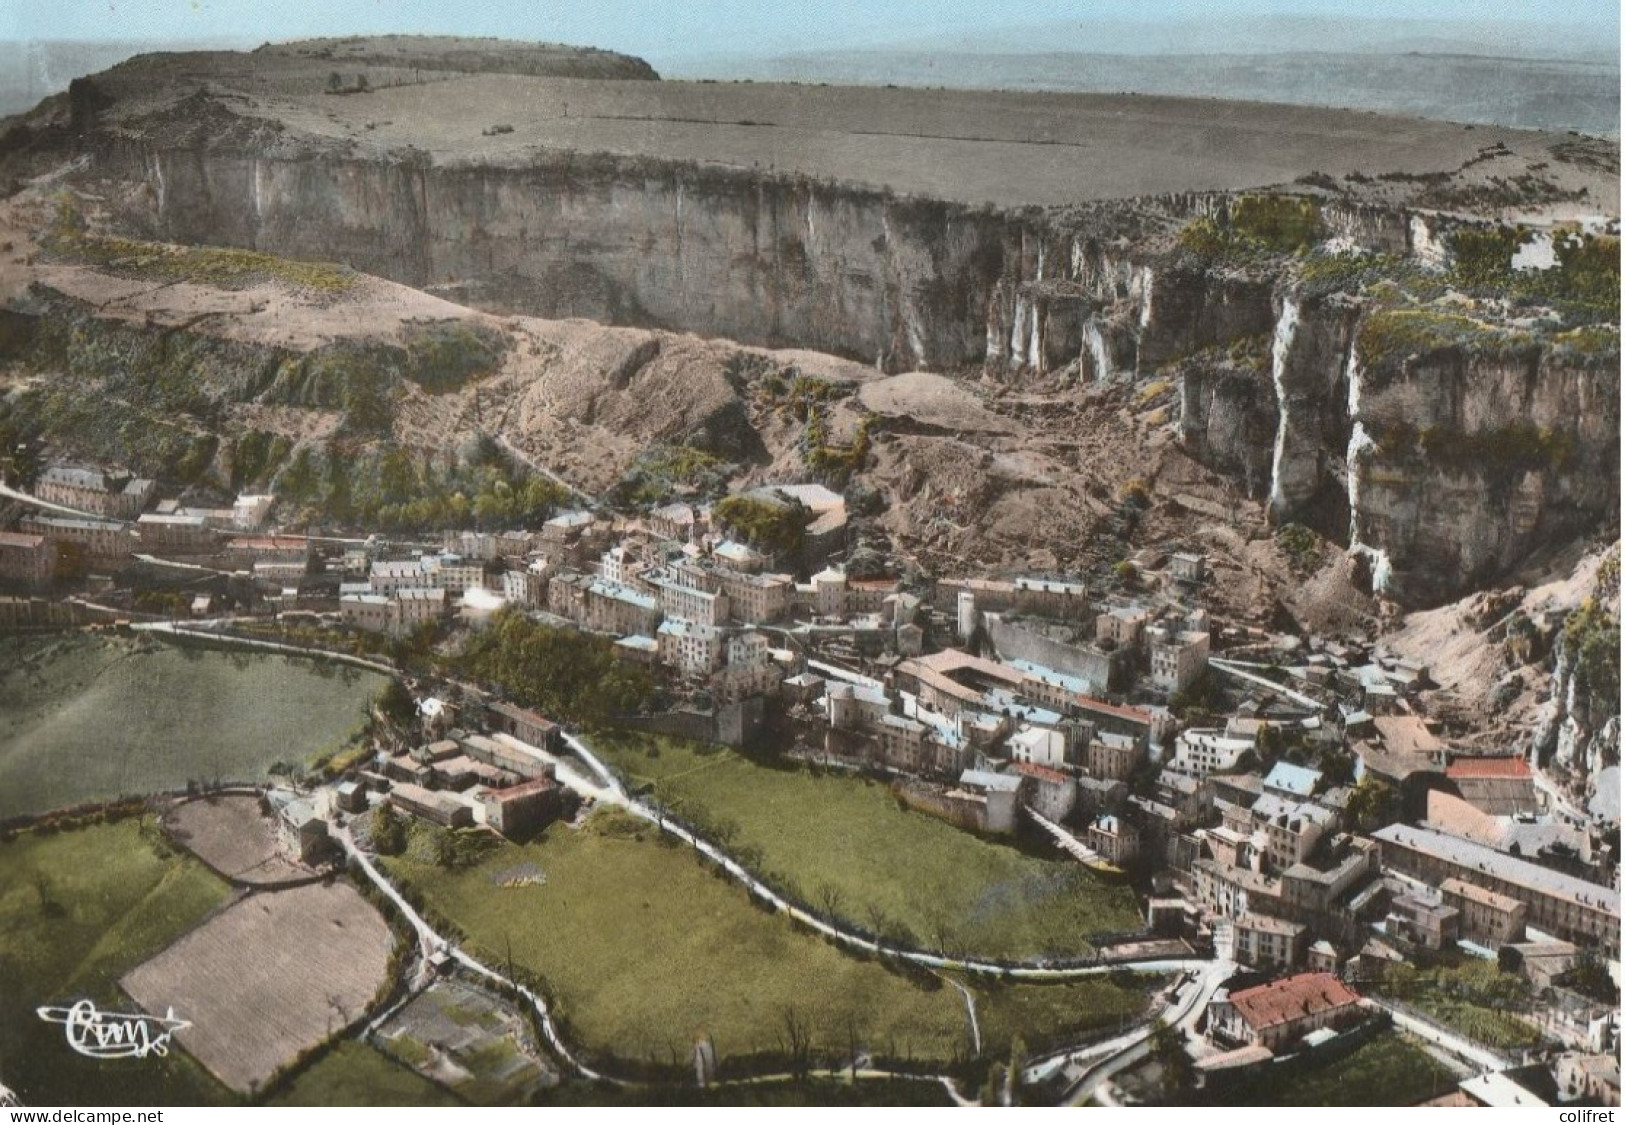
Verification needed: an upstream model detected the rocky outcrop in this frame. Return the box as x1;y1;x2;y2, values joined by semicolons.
1178;361;1276;497
1347;343;1619;604
1266;292;1362;532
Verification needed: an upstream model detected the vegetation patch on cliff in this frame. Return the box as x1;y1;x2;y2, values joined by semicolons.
1355;307;1536;370
608;442;732;508
400;319;508;393
1562;553;1620;725
1177;194;1323;262
1364;419;1576;479
712;494;809;558
47;197;356;294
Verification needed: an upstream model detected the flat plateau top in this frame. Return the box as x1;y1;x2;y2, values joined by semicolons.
85;47;1615;210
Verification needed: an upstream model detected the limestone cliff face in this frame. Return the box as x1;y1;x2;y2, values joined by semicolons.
1346;344;1619;604
123;148;1015;371
1178;363;1276;497
1265;293;1362;530
57;134;1623;606
1172;286;1619;605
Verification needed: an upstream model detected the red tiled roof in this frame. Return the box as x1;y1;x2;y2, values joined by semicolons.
1446;756;1532;780
227;536;308;550
1072;695;1153;724
1011;761;1070;786
1229;972;1361;1032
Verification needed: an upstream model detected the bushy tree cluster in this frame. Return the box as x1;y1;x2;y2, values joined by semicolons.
460;608;657;725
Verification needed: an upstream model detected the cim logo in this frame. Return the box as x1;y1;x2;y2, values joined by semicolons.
36;1000;190;1060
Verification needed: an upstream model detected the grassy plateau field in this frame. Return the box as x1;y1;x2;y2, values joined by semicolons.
387;810;1155;1073
0;820;234;1105
591;732;1143;959
0;634;388;819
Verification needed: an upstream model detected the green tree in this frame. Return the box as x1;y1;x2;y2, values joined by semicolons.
371;804;407;856
1148;1018;1193;1103
1347;774;1398;831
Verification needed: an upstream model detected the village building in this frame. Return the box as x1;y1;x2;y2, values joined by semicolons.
1009;724;1067;770
652;573;730;626
1087;731;1146;781
1373;824;1620;954
396;587;449;631
272;794;331;865
135;512;216;553
0;531;56;587
1232;913;1307;971
956;769;1025;834
1387;889;1462;951
224;536;311;568
1440;876;1528;947
1012;761;1076;822
713;568;794;624
1209;972;1366;1052
486;701;562;752
1149;626;1211;693
35;465;154;519
388;782;474;828
1087;813;1140;865
20;513;133;560
1556;1054;1622;1106
480;773;568;839
339;592;393;633
659;619;723;677
1095;604;1150;650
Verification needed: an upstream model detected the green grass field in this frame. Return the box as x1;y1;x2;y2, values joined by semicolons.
386;811;1152;1074
0;635;388;818
1371;959;1544;1051
971;973;1153;1057
1217;1031;1458;1107
1404;995;1543;1051
590;732;1142;959
0;820;235;1106
267;1042;461;1107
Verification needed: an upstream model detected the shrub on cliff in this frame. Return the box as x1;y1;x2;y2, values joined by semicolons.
401;320;508;393
712;494;809;558
1177;194;1323;262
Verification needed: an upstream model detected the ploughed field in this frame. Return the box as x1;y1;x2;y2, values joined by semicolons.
121;880;397;1093
0;635;387;819
0;820;234;1106
591;732;1144;959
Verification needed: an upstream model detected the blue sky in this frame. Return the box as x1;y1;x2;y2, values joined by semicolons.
3;0;1617;60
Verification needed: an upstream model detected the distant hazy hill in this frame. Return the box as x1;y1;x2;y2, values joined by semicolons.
667;50;1619;136
0;39;258;117
0;35;656;119
855;15;1619;63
